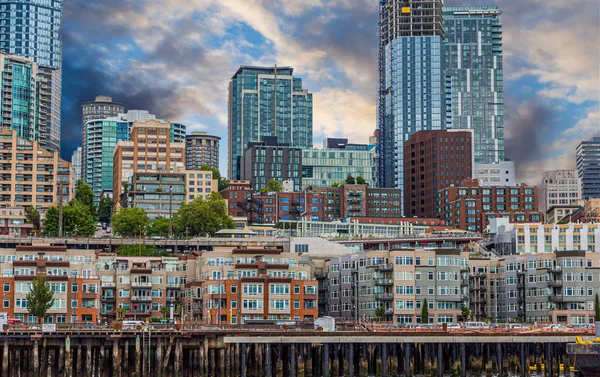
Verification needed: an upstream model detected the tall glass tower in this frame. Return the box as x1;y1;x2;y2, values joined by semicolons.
378;0;445;214
228;65;313;180
577;137;600;200
0;0;63;153
443;6;504;164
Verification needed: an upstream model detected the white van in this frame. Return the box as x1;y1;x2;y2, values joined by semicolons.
462;321;490;330
121;321;148;331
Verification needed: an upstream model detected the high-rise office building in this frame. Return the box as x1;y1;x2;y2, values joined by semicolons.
185;131;220;170
377;0;445;215
404;129;473;218
0;0;64;153
113;120;186;212
0;53;39;140
71;146;82;181
81;96;125;179
443;6;504;164
473;161;515;187
577;137;600;199
539;170;582;214
228;65;313;180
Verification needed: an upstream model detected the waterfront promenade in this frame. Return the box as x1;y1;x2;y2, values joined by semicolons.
0;325;587;377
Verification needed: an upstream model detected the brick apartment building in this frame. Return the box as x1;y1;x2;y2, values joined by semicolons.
222;183;402;224
437;179;541;232
404;130;473;218
190;247;318;324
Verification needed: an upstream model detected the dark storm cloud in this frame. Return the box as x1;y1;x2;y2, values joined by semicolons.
504;96;554;180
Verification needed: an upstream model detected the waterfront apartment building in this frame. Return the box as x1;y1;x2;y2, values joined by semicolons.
474;161;515;187
546;205;582;225
302;139;377;189
185;132;220;170
241;136;302;192
0;128;73;235
540;170;582;214
320;248;468;324
443;6;504;164
514;223;600;254
0;245;100;324
96;253;198;321
403;129;473;218
0;53;39;141
228;66;313;181
437;179;540;232
112;120;186;211
569;199;600;224
0;0;64;153
194;247;318;324
377;0;445;212
577;137;600;200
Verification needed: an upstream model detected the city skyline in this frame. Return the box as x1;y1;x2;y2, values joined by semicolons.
58;0;599;186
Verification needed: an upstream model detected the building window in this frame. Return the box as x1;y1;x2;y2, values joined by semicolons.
3;282;9;292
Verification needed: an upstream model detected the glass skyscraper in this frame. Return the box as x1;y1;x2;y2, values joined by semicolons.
0;0;63;153
378;0;445;214
577;137;600;200
228;65;313;180
443;6;504;164
0;53;39;140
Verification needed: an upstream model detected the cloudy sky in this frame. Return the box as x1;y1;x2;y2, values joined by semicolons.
60;0;600;185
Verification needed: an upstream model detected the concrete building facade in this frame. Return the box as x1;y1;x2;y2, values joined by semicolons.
404;129;473;218
515;223;600;254
185;131;220;170
0;128;73;236
474;161;515;187
540;170;582;214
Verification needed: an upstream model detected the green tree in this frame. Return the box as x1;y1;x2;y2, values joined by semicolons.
260;179;283;193
595;293;600;321
160;306;170;318
74;179;95;216
461;305;471;322
97;196;113;224
345;175;356;185
331;181;341;188
116;244;167;257
173;192;234;237
26;275;55;324
119;182;130;209
112;207;149;237
116;307;127;320
356;176;366;185
25;205;41;232
421;298;429;324
149;217;170;238
43;200;96;237
374;306;385;322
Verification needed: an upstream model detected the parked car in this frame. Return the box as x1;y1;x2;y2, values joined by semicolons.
462;321;490;330
543;324;567;331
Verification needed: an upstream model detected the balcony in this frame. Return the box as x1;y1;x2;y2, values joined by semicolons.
375;264;393;272
550;295;563;303
549;280;563;288
384;308;394;315
375;279;393;286
375;293;393;301
101;282;116;288
131;281;152;288
131;267;152;274
131;296;152;302
166;283;181;289
550;266;562;273
101;296;115;302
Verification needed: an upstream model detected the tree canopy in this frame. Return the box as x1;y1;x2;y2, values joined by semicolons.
149;217;170;238
26;275;55;323
112;207;150;237
356;176;366;185
43;199;96;237
97;196;113;224
345;175;356;185
595;293;600;321
25;206;41;232
260;179;283;193
173;192;234;237
116;244;168;257
74;179;95;216
421;298;429;324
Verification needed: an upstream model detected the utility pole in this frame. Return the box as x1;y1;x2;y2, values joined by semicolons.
168;185;173;239
58;183;63;237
